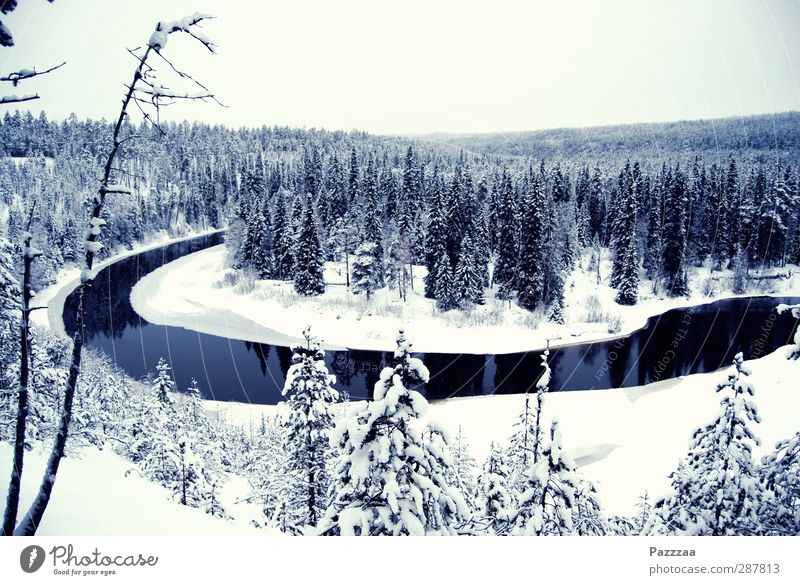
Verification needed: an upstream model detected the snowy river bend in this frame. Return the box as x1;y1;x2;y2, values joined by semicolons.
63;233;800;405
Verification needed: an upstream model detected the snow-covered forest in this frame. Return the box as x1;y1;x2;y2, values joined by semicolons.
1;108;799;536
1;3;799;538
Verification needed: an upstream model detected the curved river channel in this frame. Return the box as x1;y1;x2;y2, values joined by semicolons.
63;233;800;405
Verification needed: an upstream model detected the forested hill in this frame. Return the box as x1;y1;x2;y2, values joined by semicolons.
419;112;800;162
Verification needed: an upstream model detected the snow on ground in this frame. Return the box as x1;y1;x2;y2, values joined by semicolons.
0;442;263;535
131;244;800;354
33;228;225;335
208;346;800;518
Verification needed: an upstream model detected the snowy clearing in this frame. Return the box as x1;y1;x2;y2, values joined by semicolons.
131;244;800;354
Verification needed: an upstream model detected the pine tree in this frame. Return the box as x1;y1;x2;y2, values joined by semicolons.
293;197;326;296
348;146;360;205
662;165;690;296
612;163;639;305
320;332;468;535
477;442;514;534
424;170;447;298
183;378;205;426
433;252;456;311
448;426;478;511
351;241;382;300
614;231;639;305
643;182;663;281
654;353;763;535
508;351;550;490
632;492;653;535
492;169;517;291
249;206;275;279
280;327;340;531
135;358;182;487
514;419;579;535
272;195;295;280
0;236;19;378
362;156;384;286
759;431;800;535
454;233;485;306
572;479;609;535
515;172;546;311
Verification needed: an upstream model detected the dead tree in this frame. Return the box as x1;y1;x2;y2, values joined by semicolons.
0;226;40;536
12;13;219;536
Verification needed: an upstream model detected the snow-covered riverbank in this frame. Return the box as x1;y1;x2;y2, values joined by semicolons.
32;228;225;337
206;345;800;517
130;244;800;354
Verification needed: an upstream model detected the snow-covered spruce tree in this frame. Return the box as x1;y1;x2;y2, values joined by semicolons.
492;169;517;291
13;15;219;536
643;182;664;281
448;425;478;511
362;156;385;287
272;196;295;280
320;331;468;535
454;232;485;306
654;352;763;535
424;169;447;298
351;241;382;300
758;431;800;535
477;442;514;534
546;261;567;324
513;419;579;535
612;166;639;305
632;491;653;535
614;230;639;305
508;350;550;491
279;327;340;532
610;162;636;288
135;358;182;487
0;236;19;377
249;207;276;279
293;196;326;296
661;165;690;296
515;171;546;311
572;479;609;535
433;252;456;311
174;432;210;507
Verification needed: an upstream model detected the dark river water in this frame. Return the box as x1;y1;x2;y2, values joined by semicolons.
63;233;800;405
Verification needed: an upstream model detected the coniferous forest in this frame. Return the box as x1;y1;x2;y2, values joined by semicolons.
1;3;800;544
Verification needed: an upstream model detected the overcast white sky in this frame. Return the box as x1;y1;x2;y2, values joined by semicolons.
2;0;799;134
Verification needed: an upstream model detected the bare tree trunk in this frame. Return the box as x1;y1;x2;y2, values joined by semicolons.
12;15;216;534
1;232;36;536
13;47;153;536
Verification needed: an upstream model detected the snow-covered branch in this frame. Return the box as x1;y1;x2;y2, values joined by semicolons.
0;93;39;104
0;61;66;85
